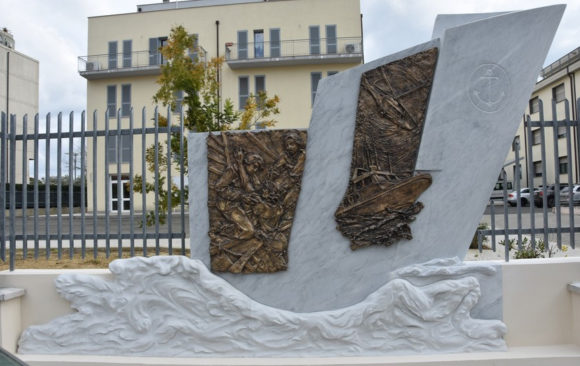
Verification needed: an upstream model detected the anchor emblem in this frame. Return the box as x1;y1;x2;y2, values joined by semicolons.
469;64;510;113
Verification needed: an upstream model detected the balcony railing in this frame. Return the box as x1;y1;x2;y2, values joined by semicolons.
225;37;362;69
78;47;207;80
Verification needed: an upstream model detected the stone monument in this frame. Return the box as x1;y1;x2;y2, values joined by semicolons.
19;6;564;357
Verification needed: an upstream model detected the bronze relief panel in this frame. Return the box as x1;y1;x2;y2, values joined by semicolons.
335;48;438;250
207;130;306;273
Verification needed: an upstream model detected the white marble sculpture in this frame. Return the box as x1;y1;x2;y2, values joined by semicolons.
19;256;506;356
190;6;565;312
19;6;564;357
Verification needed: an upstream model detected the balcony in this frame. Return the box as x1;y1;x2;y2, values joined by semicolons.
78;48;207;80
225;37;362;69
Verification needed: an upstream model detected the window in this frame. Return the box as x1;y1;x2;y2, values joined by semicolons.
532;129;542;145
107;135;132;164
270;28;280;58
239;76;249;110
254;29;264;58
559;156;568;175
255;75;265;95
107;85;116;117
108;41;118;69
255;75;265;110
529;96;540;114
110;174;131;212
121;84;131;117
188;34;199;61
533;161;543;177
149;37;167;65
326;25;337;54
238;31;248;59
309;26;320;55
552;83;565;102
311;72;322;106
328;71;338;76
558;125;567;138
122;40;132;68
174;90;184;113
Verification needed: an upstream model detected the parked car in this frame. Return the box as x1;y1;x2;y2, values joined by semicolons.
559;184;580;206
533;183;568;208
507;188;537;207
490;181;513;200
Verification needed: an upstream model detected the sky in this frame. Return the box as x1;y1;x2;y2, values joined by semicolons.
2;0;580;116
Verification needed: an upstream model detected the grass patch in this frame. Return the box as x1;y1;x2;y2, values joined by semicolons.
0;247;190;270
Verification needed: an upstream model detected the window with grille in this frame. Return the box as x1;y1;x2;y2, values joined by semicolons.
529;96;540;114
239;76;249;110
107;85;116;118
533;161;543;177
311;72;322;106
121;84;131;117
532;129;542;145
559;156;568;175
122;40;132;68
552;83;565;102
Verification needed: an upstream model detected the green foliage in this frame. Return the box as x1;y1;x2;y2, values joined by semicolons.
470;222;490;250
137;25;280;226
498;237;568;259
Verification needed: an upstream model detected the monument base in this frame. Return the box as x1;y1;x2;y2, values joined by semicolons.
18;256;506;357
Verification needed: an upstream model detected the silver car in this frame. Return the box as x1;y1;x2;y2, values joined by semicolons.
559;184;580;206
507;187;537;207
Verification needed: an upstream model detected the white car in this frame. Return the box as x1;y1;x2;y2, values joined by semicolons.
507;188;537;207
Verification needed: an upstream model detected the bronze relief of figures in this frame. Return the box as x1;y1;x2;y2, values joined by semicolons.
207;130;306;273
335;48;438;250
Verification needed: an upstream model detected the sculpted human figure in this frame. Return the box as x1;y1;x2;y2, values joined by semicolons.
213;149;266;272
207;130;307;273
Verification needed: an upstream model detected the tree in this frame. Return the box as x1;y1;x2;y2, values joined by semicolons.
134;25;280;226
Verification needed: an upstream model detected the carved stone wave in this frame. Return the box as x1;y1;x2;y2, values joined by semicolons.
18;256;506;357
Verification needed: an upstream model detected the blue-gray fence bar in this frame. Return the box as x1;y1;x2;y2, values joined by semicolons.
116;108;122;258
22;116;28;259
68;112;74;258
80;111;86;257
179;107;186;255
33;114;39;259
154;107;160;255
129;108;135;257
0;113;6;262
57;112;63;259
9;114;16;271
45;113;51;259
92;111;98;259
141;107;147;257
525;115;537;246
167;107;173;255
104;111;111;258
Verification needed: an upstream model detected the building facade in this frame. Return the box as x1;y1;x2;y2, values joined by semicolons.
503;47;580;191
79;0;363;213
0;28;39;183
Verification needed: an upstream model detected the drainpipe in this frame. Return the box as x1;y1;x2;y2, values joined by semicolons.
5;51;8;119
216;20;221;122
523;113;529;187
568;66;579;181
360;13;364;63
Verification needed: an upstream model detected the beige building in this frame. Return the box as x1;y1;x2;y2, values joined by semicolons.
502;47;580;192
79;0;363;213
0;28;39;183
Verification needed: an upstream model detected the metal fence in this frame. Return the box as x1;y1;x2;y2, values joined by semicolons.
478;98;580;260
0;107;188;271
